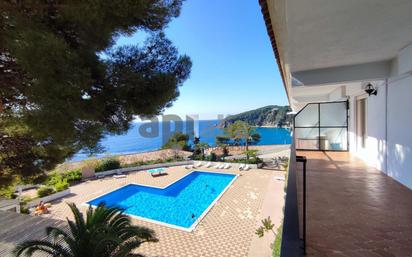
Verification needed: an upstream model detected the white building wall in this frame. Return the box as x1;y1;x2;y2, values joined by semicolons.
364;82;387;172
386;75;412;189
349;75;412;189
348;95;357;154
347;43;412;189
347;85;387;171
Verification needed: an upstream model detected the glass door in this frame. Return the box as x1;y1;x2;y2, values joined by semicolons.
294;101;348;151
356;97;367;150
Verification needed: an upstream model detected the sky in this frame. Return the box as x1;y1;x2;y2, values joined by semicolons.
116;0;287;120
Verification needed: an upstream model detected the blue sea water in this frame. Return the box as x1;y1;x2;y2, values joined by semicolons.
72;120;291;161
88;171;236;229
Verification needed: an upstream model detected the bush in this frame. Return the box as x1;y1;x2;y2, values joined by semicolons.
55;179;69;192
0;185;17;199
64;169;82;183
20;205;30;214
95;158;121;172
45;169;79;191
191;154;205;160
207;153;218;161
47;172;64;187
222;146;229;157
162;132;191;151
20;195;33;204
226;157;263;165
37;186;55;198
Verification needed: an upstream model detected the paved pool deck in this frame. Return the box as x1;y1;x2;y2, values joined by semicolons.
43;165;285;257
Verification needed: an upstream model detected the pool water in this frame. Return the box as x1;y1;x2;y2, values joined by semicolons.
87;171;236;229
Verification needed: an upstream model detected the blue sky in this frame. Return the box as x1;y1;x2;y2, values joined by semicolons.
116;0;287;120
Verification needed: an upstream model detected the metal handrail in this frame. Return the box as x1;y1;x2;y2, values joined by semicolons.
296;156;307;255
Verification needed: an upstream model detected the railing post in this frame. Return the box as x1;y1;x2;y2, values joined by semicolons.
296;155;307;255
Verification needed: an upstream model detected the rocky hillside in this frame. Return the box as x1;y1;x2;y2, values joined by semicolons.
220;105;292;128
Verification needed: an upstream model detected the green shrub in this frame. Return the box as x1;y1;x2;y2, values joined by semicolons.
37;186;55;198
162;132;191;151
20;205;30;214
54;179;69;192
64;169;82;183
95;158;121;172
47;172;64;187
0;185;17;199
226;157;263;165
271;225;283;257
207;153;218;161
222;146;229;157
191;154;205;160
20;195;33;204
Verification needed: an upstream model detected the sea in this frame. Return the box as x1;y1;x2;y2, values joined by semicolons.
71;120;291;162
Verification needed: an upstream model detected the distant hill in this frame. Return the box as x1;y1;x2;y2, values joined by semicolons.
220;105;292;128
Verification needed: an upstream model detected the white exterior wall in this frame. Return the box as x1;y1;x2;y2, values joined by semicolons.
386;75;412;189
366;82;387;172
347;44;412;189
350;82;387;171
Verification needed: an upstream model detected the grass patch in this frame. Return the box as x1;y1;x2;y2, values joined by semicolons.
271;225;283;257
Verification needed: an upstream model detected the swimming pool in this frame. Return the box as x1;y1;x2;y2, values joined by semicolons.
87;171;237;231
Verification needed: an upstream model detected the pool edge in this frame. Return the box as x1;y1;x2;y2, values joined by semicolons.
82;170;239;232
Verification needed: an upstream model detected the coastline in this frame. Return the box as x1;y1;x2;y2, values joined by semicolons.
60;144;290;172
59;149;193;171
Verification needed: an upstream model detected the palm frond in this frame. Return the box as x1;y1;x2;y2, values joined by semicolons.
14;203;156;257
13;240;71;257
91;235;123;257
46;226;69;241
111;239;144;257
67;203;86;233
46;227;78;255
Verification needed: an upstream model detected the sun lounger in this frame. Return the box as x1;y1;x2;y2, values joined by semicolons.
194;162;202;167
239;164;245;170
218;164;225;169
244;165;251;171
185;165;193;169
147;168;166;177
224;163;231;169
113;174;127;179
213;163;220;168
205;162;212;168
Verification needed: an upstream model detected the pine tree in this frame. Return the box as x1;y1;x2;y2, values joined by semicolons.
0;0;192;181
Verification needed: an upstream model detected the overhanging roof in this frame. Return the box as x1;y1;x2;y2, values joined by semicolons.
259;0;412;109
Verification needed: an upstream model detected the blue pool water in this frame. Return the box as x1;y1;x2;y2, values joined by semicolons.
88;171;236;229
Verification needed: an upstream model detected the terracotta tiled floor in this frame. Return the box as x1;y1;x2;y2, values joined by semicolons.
296;151;412;257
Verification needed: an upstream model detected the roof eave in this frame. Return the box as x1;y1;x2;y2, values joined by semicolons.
258;0;292;105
